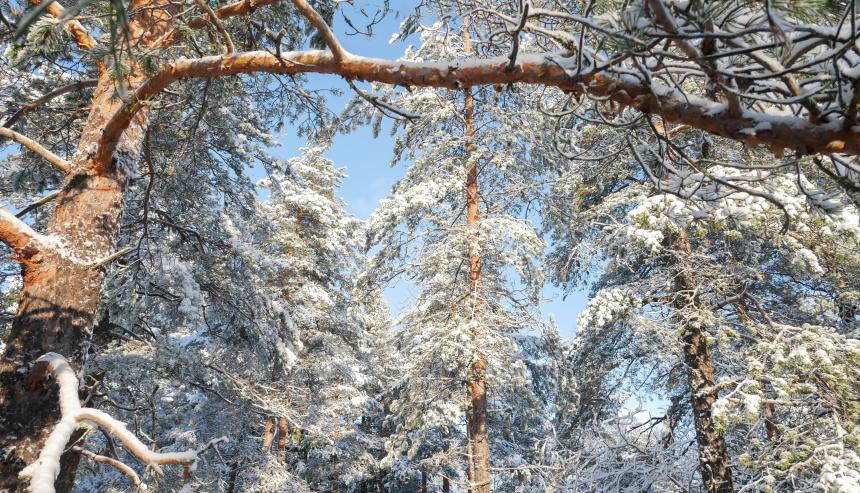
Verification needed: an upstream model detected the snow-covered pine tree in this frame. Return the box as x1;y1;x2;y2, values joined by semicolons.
359;21;559;492
255;140;383;490
545;115;860;491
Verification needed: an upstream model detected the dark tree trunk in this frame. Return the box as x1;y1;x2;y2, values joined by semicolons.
672;230;733;493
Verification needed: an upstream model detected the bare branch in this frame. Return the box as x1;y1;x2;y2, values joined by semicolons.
346;79;418;121
15;191;60;219
291;0;347;61
186;0;282;29
0;127;71;174
3;79;98;129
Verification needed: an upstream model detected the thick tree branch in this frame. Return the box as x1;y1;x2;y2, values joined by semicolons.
0;127;71;174
93;50;860;168
0;208;52;258
291;0;346;61
3;79;99;128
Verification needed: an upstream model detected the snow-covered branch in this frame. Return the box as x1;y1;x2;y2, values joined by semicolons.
94;49;860;169
0;208;56;259
19;353;227;493
0;128;71;174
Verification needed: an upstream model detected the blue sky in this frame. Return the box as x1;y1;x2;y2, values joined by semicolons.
268;8;589;340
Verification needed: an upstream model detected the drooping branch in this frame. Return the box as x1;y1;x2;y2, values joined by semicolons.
19;353;227;493
71;447;142;488
0;127;72;173
291;0;346;61
94;49;860;168
2;79;99;128
0;208;55;259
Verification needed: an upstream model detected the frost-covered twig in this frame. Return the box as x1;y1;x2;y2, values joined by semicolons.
19;353;227;493
71;447;142;488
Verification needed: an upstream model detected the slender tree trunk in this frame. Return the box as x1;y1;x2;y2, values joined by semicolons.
672;230;733;493
461;17;491;493
443;476;451;493
0;1;175;489
763;402;779;439
277;416;288;461
421;470;428;493
262;416;277;451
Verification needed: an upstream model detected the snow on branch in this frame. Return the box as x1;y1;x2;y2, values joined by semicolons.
95;49;860;168
0;208;57;259
0;128;71;174
19;353;227;493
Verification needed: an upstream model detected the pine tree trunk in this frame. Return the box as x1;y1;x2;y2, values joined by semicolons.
462;16;491;493
443;476;451;493
262;416;277;451
763;401;779;439
277;416;288;461
0;1;175;488
672;230;733;493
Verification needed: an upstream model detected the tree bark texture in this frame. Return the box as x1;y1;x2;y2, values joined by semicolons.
462;17;491;493
672;230;733;493
0;0;176;488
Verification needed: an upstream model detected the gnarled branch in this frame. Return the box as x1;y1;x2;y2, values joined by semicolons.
93;50;860;169
19;353;228;493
